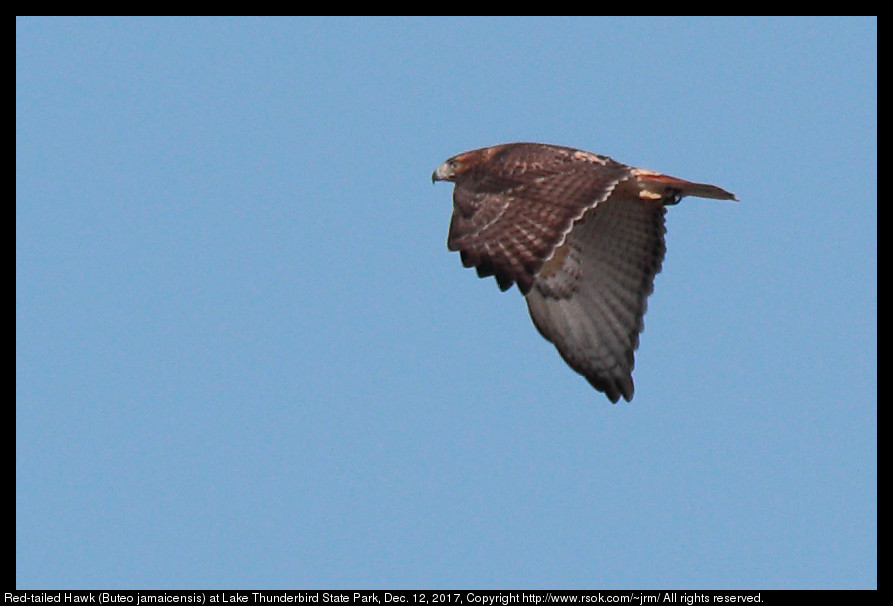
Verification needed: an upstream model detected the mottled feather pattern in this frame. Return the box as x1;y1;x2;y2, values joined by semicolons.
447;147;630;294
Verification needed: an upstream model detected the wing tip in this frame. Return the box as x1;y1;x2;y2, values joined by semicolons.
588;374;634;403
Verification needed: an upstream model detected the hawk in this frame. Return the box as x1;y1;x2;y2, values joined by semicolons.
432;142;736;403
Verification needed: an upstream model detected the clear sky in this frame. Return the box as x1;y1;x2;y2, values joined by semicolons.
16;17;876;589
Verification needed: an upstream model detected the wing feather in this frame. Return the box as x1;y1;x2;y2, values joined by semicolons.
525;191;667;402
447;144;630;294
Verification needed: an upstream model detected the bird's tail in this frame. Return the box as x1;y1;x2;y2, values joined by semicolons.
632;169;738;201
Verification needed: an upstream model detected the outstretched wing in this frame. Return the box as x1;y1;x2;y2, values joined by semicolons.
524;191;667;402
445;144;631;294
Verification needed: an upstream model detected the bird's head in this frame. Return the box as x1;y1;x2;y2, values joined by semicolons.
432;146;506;184
431;156;463;183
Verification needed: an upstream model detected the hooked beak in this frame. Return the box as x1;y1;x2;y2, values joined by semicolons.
431;160;453;184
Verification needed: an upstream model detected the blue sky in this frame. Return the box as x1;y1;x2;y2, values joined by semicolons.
16;17;876;589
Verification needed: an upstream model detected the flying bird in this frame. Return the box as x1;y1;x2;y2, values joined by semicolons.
432;142;736;403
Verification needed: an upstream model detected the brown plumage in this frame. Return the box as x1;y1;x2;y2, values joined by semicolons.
432;142;736;403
